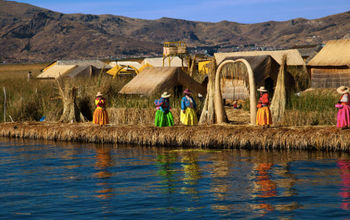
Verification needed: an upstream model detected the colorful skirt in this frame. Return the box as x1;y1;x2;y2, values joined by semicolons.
93;108;109;125
337;104;350;128
256;106;272;126
180;108;198;125
155;110;174;127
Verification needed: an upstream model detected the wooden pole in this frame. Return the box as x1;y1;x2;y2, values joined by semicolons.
3;87;6;122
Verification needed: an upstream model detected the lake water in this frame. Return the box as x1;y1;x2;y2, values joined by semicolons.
0;138;350;219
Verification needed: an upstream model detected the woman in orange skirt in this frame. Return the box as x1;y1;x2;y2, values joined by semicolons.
93;92;109;125
256;86;272;127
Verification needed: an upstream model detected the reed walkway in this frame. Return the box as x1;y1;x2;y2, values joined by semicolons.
0;122;349;151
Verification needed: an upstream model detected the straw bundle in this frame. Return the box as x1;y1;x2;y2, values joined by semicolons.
199;60;216;124
1;122;350;152
270;55;287;124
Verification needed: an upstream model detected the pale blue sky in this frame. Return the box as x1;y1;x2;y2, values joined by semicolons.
15;0;350;23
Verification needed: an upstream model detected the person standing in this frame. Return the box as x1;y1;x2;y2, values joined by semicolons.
154;92;174;127
256;86;272;127
180;89;198;125
336;86;350;129
93;92;109;125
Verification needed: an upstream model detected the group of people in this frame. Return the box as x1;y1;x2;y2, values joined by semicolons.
154;88;198;127
255;85;350;129
92;85;350;129
92;88;198;127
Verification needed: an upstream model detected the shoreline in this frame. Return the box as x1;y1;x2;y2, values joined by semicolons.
0;122;349;151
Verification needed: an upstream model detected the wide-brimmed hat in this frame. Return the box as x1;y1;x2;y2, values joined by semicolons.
161;91;171;98
337;86;350;94
257;86;267;92
96;91;103;97
183;89;192;95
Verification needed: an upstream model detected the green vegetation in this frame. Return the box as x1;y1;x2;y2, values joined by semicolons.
282;89;338;126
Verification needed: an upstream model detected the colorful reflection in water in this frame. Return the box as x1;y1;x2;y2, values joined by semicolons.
0;138;349;219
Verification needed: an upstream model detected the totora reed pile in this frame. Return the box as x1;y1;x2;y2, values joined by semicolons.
1;122;350;152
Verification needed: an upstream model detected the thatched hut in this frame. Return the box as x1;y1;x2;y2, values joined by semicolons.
37;60;111;79
37;64;77;79
215;50;307;91
119;67;206;96
215;50;305;67
308;39;350;88
214;55;295;100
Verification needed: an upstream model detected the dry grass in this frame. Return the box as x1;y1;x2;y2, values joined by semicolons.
1;122;350;151
0;63;340;128
107;108;182;125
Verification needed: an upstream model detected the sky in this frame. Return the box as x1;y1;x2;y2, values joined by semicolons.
15;0;350;24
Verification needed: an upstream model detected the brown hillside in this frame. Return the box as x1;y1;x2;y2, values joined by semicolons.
0;0;350;62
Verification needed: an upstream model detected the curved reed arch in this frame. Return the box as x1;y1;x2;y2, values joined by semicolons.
214;59;256;124
112;65;139;79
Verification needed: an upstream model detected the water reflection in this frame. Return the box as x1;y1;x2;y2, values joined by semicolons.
2;137;350;219
253;162;276;212
250;151;299;215
180;152;201;198
156;152;177;194
94;146;113;199
337;158;350;210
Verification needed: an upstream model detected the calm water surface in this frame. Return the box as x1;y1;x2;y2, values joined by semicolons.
1;138;350;219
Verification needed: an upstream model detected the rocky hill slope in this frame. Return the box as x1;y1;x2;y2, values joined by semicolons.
0;0;349;62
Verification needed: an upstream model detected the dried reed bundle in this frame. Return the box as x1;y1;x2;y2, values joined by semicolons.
199;60;216;124
270;55;287;124
1;122;350;152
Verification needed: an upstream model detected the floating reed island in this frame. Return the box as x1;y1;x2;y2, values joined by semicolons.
0;122;349;152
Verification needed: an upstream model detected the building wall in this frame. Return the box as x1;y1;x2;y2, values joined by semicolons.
311;67;350;88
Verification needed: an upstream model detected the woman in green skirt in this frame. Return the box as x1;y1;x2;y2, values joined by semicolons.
154;92;174;127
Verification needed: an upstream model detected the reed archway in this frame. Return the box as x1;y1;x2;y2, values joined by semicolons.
214;59;256;124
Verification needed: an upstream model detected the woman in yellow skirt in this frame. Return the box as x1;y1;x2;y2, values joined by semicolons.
256;86;272;127
180;89;198;125
93;92;109;125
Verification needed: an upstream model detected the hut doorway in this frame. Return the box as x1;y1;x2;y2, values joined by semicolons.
214;59;256;124
264;77;274;97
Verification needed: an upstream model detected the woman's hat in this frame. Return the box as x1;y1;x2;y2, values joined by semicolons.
96;91;103;97
257;86;267;92
161;91;171;98
337;86;350;94
183;89;192;94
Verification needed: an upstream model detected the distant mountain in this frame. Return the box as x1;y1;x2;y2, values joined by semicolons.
0;0;350;62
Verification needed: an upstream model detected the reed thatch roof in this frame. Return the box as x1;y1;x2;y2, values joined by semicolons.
119;67;206;96
65;65;94;78
221;55;280;85
308;39;350;67
37;64;77;79
57;60;111;69
214;49;305;66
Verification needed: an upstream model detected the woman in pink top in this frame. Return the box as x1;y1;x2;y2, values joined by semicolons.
336;86;350;129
